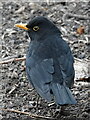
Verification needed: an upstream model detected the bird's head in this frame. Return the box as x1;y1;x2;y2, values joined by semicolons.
15;16;60;41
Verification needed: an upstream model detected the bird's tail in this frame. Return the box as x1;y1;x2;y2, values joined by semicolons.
51;83;77;105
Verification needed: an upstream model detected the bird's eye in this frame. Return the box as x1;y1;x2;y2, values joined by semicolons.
33;26;39;31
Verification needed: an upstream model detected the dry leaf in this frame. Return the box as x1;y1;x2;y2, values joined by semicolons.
76;26;85;35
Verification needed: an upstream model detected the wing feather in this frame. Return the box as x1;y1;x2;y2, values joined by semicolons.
26;58;54;101
58;50;75;87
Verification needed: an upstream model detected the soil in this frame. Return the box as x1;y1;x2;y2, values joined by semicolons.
0;1;90;120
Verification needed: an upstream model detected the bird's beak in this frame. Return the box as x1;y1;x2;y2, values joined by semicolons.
15;24;29;30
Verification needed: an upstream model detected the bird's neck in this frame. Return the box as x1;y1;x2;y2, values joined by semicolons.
38;30;61;41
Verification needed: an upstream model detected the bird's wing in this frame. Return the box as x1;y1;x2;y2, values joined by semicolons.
26;57;54;101
47;39;76;104
58;50;75;88
49;50;76;104
51;38;75;88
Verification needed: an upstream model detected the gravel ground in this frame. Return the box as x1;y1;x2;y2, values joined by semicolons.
0;1;90;120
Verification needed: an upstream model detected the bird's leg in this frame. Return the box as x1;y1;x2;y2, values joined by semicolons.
36;94;40;108
60;105;66;113
60;105;70;116
55;105;70;119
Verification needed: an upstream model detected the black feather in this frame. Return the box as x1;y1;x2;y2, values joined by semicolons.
25;16;76;105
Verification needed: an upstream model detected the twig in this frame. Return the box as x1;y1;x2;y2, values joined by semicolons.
0;57;26;64
0;108;56;120
63;13;90;22
76;77;90;82
74;57;90;62
0;56;89;65
1;55;18;61
8;84;19;94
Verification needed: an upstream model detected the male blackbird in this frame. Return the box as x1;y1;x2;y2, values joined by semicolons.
15;16;76;105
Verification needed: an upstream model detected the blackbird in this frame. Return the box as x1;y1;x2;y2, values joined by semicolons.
15;16;77;105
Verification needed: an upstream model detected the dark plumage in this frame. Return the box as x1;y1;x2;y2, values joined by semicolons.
16;16;76;105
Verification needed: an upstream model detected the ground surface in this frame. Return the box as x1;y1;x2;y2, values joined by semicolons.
0;1;90;120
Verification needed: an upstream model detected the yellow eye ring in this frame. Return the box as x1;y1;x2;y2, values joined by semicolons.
33;26;39;31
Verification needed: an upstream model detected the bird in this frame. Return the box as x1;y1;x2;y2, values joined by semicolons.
15;16;77;106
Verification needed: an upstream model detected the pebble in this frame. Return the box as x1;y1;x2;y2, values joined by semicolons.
20;82;25;87
11;71;18;79
15;6;25;14
30;9;35;14
0;115;3;120
80;112;90;118
73;43;79;48
78;53;85;59
74;91;80;96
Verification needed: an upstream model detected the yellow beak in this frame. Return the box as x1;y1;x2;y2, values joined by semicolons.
15;24;29;30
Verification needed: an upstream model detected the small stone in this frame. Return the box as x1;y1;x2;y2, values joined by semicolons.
74;91;80;96
73;43;78;48
20;82;25;87
11;71;18;79
57;20;62;23
48;102;55;106
9;67;14;71
0;115;3;119
15;6;25;14
30;10;35;14
78;53;85;59
81;112;89;118
21;61;25;66
29;101;36;106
